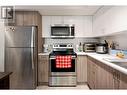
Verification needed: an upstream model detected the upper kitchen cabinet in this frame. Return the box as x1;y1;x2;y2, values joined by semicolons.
15;11;35;26
93;6;127;37
42;16;51;37
93;7;112;37
15;11;24;26
51;16;64;24
23;11;35;26
15;11;38;26
75;16;92;37
63;16;76;24
42;16;93;37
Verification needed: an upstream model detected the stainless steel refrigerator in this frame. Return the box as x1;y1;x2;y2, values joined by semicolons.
5;26;38;89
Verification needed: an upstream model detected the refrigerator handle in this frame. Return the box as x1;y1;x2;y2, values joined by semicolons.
31;27;36;47
31;48;34;70
31;27;34;47
31;27;35;70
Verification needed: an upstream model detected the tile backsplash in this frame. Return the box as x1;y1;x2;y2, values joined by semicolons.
100;31;127;50
43;37;99;52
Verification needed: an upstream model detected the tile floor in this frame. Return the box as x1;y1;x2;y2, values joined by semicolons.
36;85;90;90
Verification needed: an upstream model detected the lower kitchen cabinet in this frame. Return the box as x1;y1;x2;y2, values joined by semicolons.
87;56;127;89
77;55;87;84
38;55;49;85
96;62;114;89
87;56;115;89
87;57;98;89
119;72;127;89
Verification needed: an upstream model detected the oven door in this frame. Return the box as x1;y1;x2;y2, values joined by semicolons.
49;56;76;74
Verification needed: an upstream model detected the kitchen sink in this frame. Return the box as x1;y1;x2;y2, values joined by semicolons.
111;62;127;69
103;58;127;69
103;58;127;63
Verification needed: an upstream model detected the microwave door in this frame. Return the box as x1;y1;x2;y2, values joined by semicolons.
51;25;75;38
51;27;69;36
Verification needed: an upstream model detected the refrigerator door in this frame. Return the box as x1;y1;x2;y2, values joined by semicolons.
5;26;37;89
5;47;36;89
5;26;36;48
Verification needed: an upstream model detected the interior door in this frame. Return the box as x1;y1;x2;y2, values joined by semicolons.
5;48;35;89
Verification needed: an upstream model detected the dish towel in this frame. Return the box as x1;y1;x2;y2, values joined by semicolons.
56;56;72;68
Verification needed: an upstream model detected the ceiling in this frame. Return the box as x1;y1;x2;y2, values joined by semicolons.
15;6;102;16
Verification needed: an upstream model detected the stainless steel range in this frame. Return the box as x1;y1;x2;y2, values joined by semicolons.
49;43;77;87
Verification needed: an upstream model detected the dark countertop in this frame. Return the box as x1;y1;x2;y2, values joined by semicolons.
0;72;12;80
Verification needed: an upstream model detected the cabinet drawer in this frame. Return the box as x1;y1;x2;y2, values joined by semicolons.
39;55;49;59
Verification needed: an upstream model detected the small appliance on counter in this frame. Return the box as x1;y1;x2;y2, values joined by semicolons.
83;43;96;52
43;44;53;53
96;40;108;54
43;44;49;53
76;42;83;52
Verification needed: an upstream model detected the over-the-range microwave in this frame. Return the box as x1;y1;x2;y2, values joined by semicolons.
51;24;75;39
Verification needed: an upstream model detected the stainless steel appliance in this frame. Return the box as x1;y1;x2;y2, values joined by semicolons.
83;43;96;52
49;43;77;86
51;24;75;39
96;40;108;54
5;26;38;89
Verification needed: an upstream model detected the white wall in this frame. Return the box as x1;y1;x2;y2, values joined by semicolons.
0;6;5;72
0;22;5;72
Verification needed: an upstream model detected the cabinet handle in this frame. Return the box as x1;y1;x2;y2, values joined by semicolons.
113;71;116;79
117;73;120;81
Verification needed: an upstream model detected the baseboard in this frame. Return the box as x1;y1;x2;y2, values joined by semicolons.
38;82;89;86
77;82;87;85
38;82;48;86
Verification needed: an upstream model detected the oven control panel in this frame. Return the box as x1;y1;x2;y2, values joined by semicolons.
53;43;73;49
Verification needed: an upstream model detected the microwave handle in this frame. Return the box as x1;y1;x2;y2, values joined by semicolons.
69;27;72;35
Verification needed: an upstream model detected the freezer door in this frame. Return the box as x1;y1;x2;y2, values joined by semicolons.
5;48;36;89
5;26;37;48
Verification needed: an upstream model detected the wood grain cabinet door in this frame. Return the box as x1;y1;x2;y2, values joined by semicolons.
87;57;91;86
87;57;93;88
119;72;127;89
95;61;114;89
77;56;87;83
15;11;24;26
87;57;96;89
106;67;114;89
87;56;127;89
15;11;39;26
38;55;49;84
23;11;35;26
87;57;114;89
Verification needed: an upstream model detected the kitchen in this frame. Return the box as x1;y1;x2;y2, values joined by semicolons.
1;5;127;90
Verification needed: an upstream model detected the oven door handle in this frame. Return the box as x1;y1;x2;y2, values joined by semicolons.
49;57;76;60
50;57;56;60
